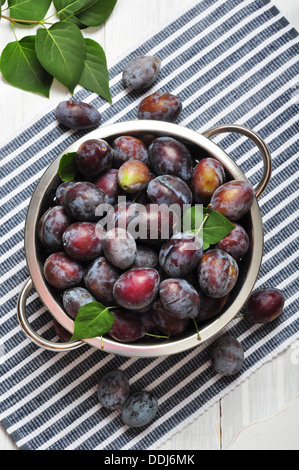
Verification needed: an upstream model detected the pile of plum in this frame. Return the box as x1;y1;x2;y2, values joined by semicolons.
39;125;256;346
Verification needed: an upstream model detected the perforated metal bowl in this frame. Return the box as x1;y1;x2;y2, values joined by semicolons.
17;120;271;357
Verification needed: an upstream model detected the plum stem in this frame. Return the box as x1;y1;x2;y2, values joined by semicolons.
193;318;201;341
145;332;169;340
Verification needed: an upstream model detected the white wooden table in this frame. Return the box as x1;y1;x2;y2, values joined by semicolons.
0;0;298;451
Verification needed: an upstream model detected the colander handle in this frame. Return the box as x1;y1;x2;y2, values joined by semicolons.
17;278;85;352
202;124;272;199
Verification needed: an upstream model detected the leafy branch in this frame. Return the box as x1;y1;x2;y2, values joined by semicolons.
0;0;117;101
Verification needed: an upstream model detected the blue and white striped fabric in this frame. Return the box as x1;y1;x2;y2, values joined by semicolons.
0;0;298;450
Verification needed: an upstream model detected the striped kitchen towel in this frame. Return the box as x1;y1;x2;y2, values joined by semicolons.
0;0;298;450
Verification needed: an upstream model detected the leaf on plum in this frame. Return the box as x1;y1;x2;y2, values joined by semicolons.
8;0;52;22
0;36;53;97
57;152;77;181
70;301;115;341
182;205;235;250
35;22;86;94
79;38;112;103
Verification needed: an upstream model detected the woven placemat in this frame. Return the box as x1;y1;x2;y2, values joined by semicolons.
0;0;298;450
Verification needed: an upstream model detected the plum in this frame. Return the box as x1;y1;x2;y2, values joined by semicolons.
113;267;160;310
196;291;228;323
148;136;192;181
159;232;203;277
152;299;188;336
210;334;244;376
121;391;158;427
63;181;109;221
38;206;71;252
215;223;249;260
94;169;122;205
112;136;148;168
198;249;239;298
84;256;121;303
75;139;113;177
43;252;84;290
62;221;105;261
123;55;161;90
147;174;192;208
97;369;130;410
159;278;199;319
132;244;159;268
63;287;96;319
137;91;182;122
102;228;137;270
211;180;255;221
243;288;285;324
191;157;226;203
109;309;146;343
117;160;151;193
55;100;101;130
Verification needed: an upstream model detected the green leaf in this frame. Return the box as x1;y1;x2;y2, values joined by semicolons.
70;301;115;341
53;0;94;21
0;36;53;97
76;0;118;27
1;0;6;16
57;152;77;181
182;205;235;251
203;208;235;247
35;22;86;94
79;38;112;103
8;0;52;22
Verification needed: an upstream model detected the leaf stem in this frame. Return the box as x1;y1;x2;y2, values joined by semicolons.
195;203;212;237
1;14;53;25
